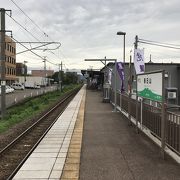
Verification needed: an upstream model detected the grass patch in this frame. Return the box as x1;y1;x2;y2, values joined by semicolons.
0;84;81;134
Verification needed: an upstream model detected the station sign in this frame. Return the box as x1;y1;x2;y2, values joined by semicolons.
137;71;163;102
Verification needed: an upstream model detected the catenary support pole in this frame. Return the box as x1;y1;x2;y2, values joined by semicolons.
43;57;46;92
0;8;6;119
58;63;60;90
60;61;62;92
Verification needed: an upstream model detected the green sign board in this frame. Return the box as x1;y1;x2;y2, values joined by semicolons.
137;71;163;102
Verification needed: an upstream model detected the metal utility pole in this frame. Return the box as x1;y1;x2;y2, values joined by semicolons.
134;35;138;49
135;35;139;131
150;54;152;62
43;58;46;90
161;70;166;159
114;59;117;111
58;61;63;92
128;54;132;125
58;63;60;91
0;8;6;119
60;61;62;92
24;60;28;85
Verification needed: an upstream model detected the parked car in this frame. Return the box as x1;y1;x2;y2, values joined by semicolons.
34;84;41;89
11;83;24;90
0;85;14;95
6;85;15;93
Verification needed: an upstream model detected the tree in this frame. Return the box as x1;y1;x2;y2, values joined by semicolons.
51;71;64;84
64;72;78;84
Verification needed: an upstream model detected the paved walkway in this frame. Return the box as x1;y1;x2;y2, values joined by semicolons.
79;90;180;180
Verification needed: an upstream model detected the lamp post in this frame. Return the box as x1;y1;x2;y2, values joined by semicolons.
117;31;126;63
24;61;28;84
117;31;126;111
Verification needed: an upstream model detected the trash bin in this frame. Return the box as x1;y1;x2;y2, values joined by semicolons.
103;83;110;103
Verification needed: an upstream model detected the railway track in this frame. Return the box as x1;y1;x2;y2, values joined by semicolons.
0;87;80;180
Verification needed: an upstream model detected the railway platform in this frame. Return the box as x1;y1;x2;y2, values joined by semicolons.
13;86;86;179
13;86;180;180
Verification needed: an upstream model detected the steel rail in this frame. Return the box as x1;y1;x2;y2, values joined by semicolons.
0;87;80;179
0;88;78;155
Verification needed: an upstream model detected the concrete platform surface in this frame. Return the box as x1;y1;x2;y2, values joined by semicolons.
79;90;180;180
13;86;85;180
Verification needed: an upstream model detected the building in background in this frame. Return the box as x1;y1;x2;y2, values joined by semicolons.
16;62;27;76
101;62;180;105
0;35;17;85
31;70;54;77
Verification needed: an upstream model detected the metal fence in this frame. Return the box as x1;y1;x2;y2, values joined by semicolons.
110;89;180;157
166;112;180;155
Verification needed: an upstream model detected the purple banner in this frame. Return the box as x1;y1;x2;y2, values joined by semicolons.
117;62;125;93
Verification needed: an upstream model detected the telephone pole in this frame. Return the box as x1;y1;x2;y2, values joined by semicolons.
58;61;63;92
134;35;138;49
24;60;28;85
135;35;139;130
60;61;62;92
0;8;6;119
58;63;60;91
43;57;46;90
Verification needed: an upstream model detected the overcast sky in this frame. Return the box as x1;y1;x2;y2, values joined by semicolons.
1;0;180;72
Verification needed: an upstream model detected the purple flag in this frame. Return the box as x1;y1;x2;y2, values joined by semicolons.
117;62;125;92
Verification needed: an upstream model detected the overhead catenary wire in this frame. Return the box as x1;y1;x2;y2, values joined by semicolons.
139;41;180;50
6;13;61;47
135;37;180;64
9;0;49;38
17;43;53;54
6;13;61;66
7;1;95;69
6;2;62;62
139;38;180;47
13;37;58;66
138;38;180;50
6;12;41;42
9;0;61;48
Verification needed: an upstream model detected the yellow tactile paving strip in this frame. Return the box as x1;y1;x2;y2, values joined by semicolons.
60;89;86;180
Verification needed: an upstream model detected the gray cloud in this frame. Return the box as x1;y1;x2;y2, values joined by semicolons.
2;0;180;69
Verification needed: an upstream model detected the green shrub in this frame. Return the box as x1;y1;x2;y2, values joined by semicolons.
0;84;80;133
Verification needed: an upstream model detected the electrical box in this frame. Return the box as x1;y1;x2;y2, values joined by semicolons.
165;87;178;105
168;92;176;99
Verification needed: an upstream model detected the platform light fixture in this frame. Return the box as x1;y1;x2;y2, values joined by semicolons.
117;31;126;63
